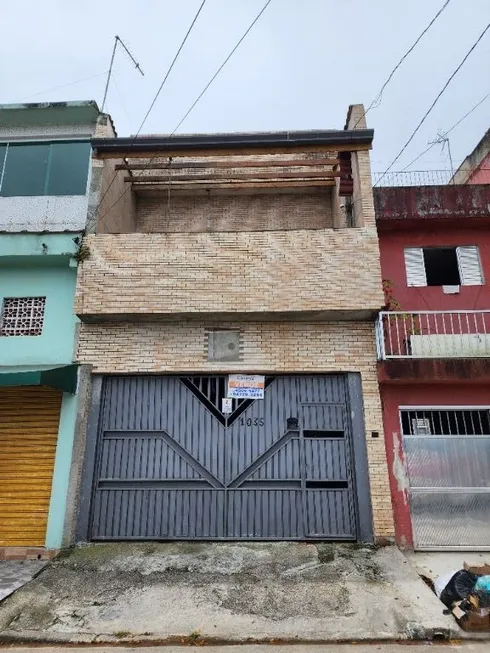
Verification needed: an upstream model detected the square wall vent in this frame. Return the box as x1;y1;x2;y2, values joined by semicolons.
207;330;241;362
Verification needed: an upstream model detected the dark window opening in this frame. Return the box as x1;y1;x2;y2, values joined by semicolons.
423;248;460;286
305;481;348;489
303;430;344;438
401;409;490;436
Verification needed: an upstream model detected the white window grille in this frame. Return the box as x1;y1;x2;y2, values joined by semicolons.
0;297;46;336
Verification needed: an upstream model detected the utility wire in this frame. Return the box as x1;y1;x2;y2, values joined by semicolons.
136;0;208;136
96;0;274;229
374;21;490;187
111;75;133;133
18;72;107;101
354;0;453;127
171;0;274;135
94;0;209;225
403;91;490;170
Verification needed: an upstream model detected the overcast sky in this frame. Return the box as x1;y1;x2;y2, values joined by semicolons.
2;0;489;175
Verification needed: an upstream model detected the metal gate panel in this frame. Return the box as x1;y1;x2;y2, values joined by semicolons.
248;440;301;480
306;490;353;537
304;439;348;480
301;404;345;430
227;490;303;538
91;489;225;539
90;375;359;540
409;492;490;549
226;376;299;484
298;375;347;404
404;436;490;488
99;435;203;481
102;376;226;482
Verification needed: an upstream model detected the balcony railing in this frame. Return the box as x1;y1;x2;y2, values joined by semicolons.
372;169;453;187
376;311;490;359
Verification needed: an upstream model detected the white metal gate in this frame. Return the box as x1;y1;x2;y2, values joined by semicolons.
401;407;490;549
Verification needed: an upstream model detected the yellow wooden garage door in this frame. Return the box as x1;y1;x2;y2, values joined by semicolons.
0;386;62;546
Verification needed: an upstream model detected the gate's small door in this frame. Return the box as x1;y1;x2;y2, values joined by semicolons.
90;375;358;540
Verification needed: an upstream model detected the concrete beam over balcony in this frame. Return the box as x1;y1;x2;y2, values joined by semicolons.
374;184;490;229
378;358;490;384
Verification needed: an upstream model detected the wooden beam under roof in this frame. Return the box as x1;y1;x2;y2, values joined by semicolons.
128;180;337;190
115;157;341;170
124;170;341;183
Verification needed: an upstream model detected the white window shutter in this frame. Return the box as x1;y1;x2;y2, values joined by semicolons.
457;246;483;285
404;248;427;286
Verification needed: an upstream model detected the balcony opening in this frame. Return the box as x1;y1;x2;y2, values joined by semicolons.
423;248;460;286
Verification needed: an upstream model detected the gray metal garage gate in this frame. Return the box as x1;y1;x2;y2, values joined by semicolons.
79;375;373;541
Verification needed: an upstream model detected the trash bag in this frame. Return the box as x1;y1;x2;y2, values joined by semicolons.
434;570;459;598
475;575;490;594
440;570;479;608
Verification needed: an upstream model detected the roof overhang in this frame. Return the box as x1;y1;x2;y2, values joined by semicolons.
92;129;374;158
0;101;100;128
92;129;369;194
0;364;79;394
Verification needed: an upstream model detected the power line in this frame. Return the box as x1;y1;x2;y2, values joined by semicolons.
96;0;274;229
374;21;490;187
354;0;453;128
94;1;208;225
171;0;274;135
111;75;133;133
18;72;107;101
403;91;490;170
136;0;208;136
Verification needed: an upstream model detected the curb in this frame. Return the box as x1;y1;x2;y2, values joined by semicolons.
2;627;481;647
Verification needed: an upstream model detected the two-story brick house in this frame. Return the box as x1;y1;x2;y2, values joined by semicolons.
74;105;395;544
375;183;490;550
0;102;114;555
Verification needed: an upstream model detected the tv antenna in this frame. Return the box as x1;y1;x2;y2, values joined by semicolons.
101;35;144;112
429;129;455;183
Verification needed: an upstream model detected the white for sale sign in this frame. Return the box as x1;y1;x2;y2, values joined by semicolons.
227;374;265;399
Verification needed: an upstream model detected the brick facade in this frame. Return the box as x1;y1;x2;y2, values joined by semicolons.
76;105;395;541
77;319;394;538
75;228;384;317
136;192;333;232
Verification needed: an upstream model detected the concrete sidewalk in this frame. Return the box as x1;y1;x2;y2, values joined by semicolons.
0;543;462;644
0;561;46;602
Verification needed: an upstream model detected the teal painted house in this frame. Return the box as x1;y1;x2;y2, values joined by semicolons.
0;102;114;552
